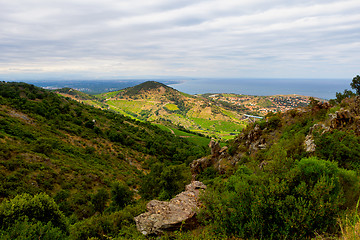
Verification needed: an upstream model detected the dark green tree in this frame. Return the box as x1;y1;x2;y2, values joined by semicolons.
350;75;360;95
333;89;355;104
110;182;133;210
91;188;109;213
0;193;68;232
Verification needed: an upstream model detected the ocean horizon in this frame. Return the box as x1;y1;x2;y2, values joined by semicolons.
21;77;351;100
168;78;350;100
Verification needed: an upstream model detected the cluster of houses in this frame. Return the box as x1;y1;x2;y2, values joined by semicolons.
210;94;314;116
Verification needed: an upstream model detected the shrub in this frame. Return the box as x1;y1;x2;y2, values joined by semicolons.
200;157;359;239
139;163;191;200
91;188;109;213
0;193;68;233
0;217;67;240
110;182;133;211
314;130;360;169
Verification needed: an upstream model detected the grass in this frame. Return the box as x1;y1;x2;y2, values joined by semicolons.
155;124;210;147
339;199;360;240
97;90;122;99
107;100;151;112
164;103;179;111
192;118;243;132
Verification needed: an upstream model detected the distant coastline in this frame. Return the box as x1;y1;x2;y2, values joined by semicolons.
168;78;350;100
20;78;350;99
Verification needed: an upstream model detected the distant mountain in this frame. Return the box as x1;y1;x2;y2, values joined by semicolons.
56;81;317;140
95;81;245;139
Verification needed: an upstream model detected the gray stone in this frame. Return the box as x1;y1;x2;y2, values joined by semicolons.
134;181;206;236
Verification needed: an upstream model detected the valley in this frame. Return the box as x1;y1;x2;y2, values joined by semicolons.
57;81;318;140
1;79;360;239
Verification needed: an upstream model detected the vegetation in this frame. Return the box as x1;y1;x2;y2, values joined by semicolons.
1;75;360;239
59;81;245;139
192;75;360;239
0;81;208;239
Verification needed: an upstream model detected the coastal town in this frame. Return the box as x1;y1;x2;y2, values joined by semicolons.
207;93;321;116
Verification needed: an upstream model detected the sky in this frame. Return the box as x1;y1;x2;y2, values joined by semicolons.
0;0;359;81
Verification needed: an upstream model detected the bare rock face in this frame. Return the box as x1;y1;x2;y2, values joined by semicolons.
208;139;221;157
330;109;353;129
134;181;206;236
304;135;316;152
190;156;213;176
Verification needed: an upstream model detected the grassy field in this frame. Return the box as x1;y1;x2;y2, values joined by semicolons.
156;124;210;147
107;100;152;112
192;118;243;132
164;103;179;111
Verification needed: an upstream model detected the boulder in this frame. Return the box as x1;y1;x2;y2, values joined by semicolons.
190;156;212;176
330;109;353;129
304;134;316;153
208;139;221;157
134;181;206;236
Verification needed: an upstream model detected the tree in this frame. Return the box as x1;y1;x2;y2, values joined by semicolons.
110;182;133;210
0;193;68;232
91;188;109;213
350;75;360;95
332;89;356;104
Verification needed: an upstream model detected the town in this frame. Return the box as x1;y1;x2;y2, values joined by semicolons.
207;93;320;116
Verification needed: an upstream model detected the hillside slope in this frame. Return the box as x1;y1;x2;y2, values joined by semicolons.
57;81;318;140
0;81;209;239
95;81;246;138
191;96;360;239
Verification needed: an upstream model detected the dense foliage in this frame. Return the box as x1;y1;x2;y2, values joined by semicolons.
196;82;360;239
200;158;359;239
2;78;360;239
0;81;208;239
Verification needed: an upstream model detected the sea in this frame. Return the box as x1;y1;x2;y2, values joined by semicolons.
24;78;351;100
168;78;350;100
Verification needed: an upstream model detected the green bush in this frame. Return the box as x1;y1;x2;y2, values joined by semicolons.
0;193;68;235
314;130;360;169
110;182;134;211
200;157;359;239
0;217;67;240
91;188;109;213
70;202;146;240
139;163;191;200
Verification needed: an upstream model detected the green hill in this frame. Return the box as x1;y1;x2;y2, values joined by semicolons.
193;96;360;239
2;80;360;239
94;81;246;139
0;81;208;239
57;81;318;141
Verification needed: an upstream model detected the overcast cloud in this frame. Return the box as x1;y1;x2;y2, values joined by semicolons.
0;0;359;80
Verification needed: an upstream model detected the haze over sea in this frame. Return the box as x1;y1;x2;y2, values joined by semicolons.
28;77;351;100
168;78;350;100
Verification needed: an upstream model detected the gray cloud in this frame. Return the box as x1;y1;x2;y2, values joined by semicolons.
0;0;359;80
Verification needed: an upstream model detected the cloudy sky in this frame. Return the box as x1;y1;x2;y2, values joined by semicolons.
0;0;359;81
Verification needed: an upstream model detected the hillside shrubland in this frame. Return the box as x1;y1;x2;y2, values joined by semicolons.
0;81;208;239
2;78;360;239
196;93;360;239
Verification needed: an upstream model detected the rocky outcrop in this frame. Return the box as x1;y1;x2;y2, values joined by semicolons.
304;135;316;152
208;139;221;157
329;109;353;129
134;181;206;236
190;156;213;177
237;124;266;152
190;139;231;177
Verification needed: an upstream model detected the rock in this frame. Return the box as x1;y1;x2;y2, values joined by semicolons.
208;139;221;157
304;134;316;152
330;109;353;129
190;156;213;176
134;181;206;236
